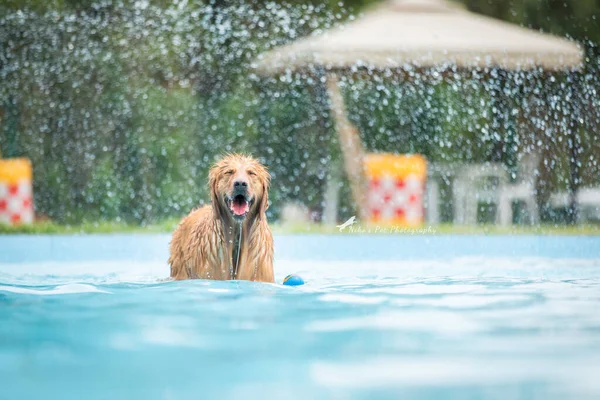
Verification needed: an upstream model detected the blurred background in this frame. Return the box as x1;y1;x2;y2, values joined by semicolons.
0;0;599;228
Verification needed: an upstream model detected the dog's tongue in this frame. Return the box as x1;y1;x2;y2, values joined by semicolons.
232;197;249;216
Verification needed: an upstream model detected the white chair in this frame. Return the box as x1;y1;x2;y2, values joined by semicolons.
550;188;600;222
425;178;441;225
453;163;509;225
280;202;310;224
426;163;459;225
498;153;540;225
578;189;600;220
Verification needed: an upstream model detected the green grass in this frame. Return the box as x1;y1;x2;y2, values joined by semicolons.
0;219;181;234
1;219;599;235
272;222;600;235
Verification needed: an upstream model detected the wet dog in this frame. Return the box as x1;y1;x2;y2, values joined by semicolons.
169;154;274;282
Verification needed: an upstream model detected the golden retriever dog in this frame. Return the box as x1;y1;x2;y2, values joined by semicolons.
169;154;274;283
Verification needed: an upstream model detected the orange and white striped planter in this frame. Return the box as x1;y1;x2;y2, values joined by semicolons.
364;153;427;227
0;158;34;225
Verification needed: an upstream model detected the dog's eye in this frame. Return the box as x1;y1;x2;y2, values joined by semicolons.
247;170;256;176
225;170;234;175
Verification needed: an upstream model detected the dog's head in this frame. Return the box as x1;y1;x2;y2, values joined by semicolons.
209;154;270;223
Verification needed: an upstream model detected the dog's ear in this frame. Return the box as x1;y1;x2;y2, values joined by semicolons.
208;165;222;209
258;170;271;216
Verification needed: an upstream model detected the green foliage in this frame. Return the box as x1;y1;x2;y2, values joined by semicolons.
344;75;496;163
253;78;335;218
1;0;599;225
461;0;600;44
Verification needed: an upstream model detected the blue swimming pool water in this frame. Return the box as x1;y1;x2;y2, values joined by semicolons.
1;234;600;400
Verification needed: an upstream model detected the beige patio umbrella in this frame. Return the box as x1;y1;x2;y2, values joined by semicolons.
254;0;584;221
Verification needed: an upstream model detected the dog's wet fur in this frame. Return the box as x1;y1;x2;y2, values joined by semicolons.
169;154;274;282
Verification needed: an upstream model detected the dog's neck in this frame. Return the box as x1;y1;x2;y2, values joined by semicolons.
229;221;243;279
221;215;256;280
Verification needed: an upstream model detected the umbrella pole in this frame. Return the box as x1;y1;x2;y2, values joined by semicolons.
325;73;368;221
568;128;580;224
322;156;341;224
567;73;581;224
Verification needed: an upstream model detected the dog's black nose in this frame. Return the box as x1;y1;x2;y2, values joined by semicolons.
234;180;248;188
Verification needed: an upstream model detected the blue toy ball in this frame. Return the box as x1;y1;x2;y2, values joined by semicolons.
283;274;305;286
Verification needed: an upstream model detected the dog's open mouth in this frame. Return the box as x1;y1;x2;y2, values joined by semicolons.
227;194;251;218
